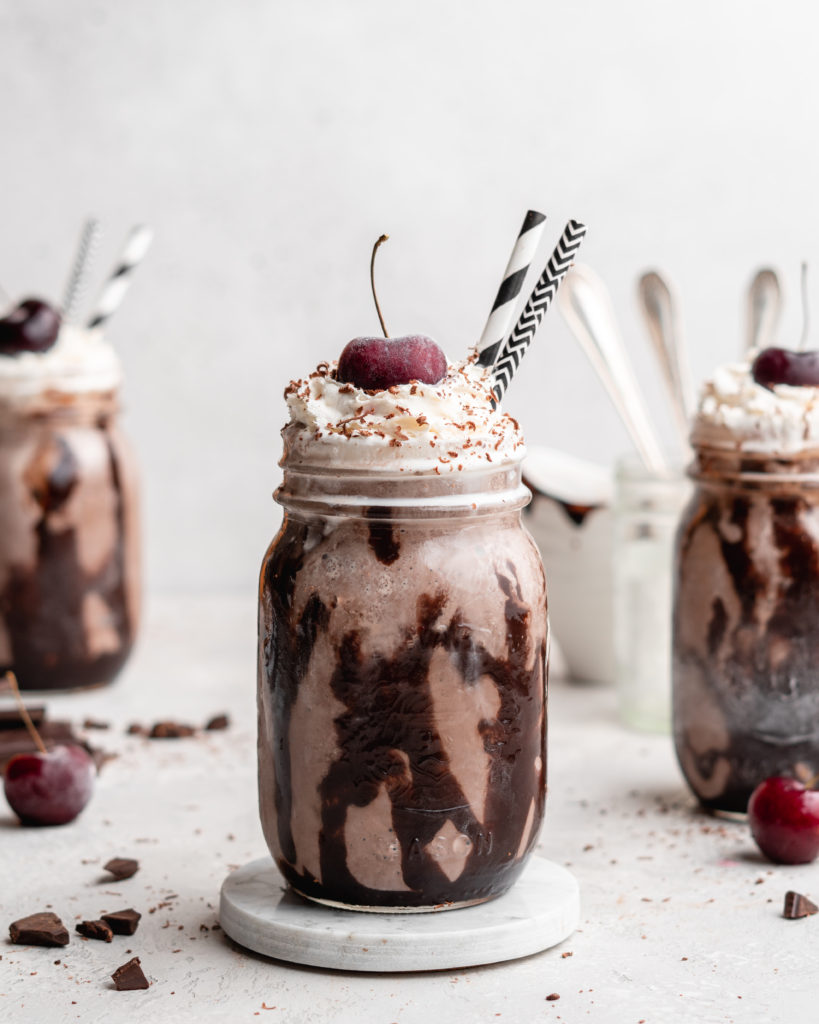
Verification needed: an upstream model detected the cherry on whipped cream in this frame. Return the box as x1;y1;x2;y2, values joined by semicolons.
337;234;447;391
337;335;447;391
752;347;819;390
0;298;61;355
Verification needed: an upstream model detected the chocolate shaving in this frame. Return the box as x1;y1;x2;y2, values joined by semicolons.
9;912;69;947
101;909;141;935
76;919;113;942
111;956;149;991
783;890;818;919
82;718;110;730
104;857;139;881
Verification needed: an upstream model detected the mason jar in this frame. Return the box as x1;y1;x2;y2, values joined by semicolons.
613;457;689;733
672;443;819;812
0;385;141;691
257;456;548;911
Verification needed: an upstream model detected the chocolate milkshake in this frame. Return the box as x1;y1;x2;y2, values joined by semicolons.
0;317;140;691
673;356;819;812
258;351;548;911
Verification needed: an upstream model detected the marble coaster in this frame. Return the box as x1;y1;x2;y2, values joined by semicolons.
219;856;579;972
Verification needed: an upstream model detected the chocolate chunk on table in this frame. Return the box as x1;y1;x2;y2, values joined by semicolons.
76;919;113;942
9;912;69;947
111;956;149;991
205;713;230;731
0;721;91;773
0;706;45;729
149;721;196;739
783;890;818;919
101;909;141;935
104;857;139;881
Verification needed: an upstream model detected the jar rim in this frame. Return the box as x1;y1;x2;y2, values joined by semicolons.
275;459;531;518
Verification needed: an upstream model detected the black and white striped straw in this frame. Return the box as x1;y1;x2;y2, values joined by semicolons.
62;217;102;323
476;209;547;367
491;219;587;405
86;225;153;331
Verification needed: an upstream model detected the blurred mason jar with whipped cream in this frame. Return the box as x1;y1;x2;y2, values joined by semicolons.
0;322;141;691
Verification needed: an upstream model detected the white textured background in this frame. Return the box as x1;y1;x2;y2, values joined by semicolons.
2;0;818;592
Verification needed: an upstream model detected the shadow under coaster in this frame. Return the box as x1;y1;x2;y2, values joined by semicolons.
219;856;579;972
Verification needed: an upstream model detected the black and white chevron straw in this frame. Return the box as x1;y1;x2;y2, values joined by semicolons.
62;217;102;323
87;225;153;330
476;209;546;367
490;219;586;405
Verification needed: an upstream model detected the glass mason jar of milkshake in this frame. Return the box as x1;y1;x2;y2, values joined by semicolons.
0;314;141;691
258;347;548;911
673;355;819;812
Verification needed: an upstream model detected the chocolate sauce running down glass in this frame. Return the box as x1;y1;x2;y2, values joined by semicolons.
673;444;819;813
258;460;548;911
0;389;140;691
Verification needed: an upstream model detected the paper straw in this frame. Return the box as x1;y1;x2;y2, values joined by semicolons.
86;225;153;330
62;217;102;323
491;219;586;405
476;210;547;367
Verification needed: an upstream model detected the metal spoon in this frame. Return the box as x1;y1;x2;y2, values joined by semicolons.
558;264;668;474
746;268;782;353
637;271;695;448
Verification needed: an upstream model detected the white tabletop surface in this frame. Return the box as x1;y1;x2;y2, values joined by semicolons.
1;594;816;1024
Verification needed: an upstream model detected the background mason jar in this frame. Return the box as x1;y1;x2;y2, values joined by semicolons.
613;456;690;733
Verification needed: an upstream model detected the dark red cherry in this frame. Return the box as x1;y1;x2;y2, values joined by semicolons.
337;335;447;391
4;744;95;826
747;776;819;865
752;347;819;390
0;298;61;355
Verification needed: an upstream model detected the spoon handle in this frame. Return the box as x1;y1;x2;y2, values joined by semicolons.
559;266;667;474
746;268;782;353
637;272;692;446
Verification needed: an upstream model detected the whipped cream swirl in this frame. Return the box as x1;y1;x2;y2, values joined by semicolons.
282;356;525;472
693;359;819;454
0;325;122;399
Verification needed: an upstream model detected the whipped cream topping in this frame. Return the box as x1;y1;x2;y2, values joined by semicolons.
0;324;122;399
282;357;525;472
693;359;819;453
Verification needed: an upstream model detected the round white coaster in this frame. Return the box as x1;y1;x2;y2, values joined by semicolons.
219;856;579;972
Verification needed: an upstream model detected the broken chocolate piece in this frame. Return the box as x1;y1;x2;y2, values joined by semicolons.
0;720;93;774
82;718;110;730
205;714;230;731
546;993;561;1001
9;912;69;947
111;956;149;991
104;857;139;881
101;909;141;935
0;706;45;729
783;890;818;919
149;721;195;739
76;919;113;942
126;723;145;736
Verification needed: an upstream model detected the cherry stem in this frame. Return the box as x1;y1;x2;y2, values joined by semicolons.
370;235;390;339
2;671;48;755
800;262;810;351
